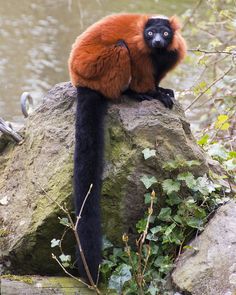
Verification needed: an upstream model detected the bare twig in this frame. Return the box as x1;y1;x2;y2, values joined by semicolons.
185;65;234;111
75;184;93;229
188;48;235;55
34;181;100;294
52;253;91;288
136;191;156;292
182;0;204;30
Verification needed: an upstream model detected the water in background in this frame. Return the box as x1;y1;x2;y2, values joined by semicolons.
0;0;193;123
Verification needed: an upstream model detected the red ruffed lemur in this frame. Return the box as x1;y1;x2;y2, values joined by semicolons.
68;13;187;283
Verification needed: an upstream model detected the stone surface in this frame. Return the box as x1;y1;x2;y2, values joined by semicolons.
0;82;209;275
0;276;98;294
172;201;236;295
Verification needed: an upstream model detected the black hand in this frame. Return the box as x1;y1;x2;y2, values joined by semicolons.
123;89;152;101
157;86;175;98
155;92;174;109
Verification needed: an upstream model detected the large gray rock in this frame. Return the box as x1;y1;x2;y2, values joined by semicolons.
172;201;236;295
0;82;209;275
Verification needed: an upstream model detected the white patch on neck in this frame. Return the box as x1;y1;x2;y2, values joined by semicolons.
150;15;168;20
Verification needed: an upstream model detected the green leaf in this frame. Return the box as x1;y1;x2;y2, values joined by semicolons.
50;238;60;248
142;148;156;160
177;172;196;189
163;159;179;171
166;194;182;206
173;215;183;225
198;134;209;146
193;81;207;95
162;179;181;195
59;254;71;262
136;218;147;233
150;226;162;234
194;175;216;195
164;223;176;236
158;207;172;222
224;159;236;171
108;264;132;293
229;151;236;158
186;160;201;167
144;193;157;204
208;143;228;160
215;114;229;130
146;233;159;242
186;218;204;229
59;217;70;227
140;175;158;189
102;236;113;250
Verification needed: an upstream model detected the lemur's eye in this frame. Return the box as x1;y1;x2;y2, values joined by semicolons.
148;31;153;36
163;31;169;37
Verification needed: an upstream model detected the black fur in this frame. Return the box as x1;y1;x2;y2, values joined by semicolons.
74;87;108;282
151;48;179;84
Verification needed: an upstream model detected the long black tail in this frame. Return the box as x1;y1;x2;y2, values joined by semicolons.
74;87;108;283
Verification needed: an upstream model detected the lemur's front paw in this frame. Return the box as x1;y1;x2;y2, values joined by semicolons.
156;92;174;109
157;87;175;98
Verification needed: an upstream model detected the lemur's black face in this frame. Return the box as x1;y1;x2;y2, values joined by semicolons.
144;18;173;49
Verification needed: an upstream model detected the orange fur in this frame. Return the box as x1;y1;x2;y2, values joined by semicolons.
68;13;187;99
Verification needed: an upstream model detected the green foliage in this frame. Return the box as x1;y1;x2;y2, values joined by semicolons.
142;148;156;160
101;156;230;294
140;175;158;189
50;238;60;248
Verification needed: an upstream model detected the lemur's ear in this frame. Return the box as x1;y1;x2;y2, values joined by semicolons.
169;15;182;31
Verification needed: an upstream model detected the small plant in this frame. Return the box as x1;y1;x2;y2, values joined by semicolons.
100;151;230;294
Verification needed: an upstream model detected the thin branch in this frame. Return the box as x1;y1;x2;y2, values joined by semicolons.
188;48;235;55
34;181;100;294
75;184;93;229
185;65;234;111
52;253;91;288
182;0;204;30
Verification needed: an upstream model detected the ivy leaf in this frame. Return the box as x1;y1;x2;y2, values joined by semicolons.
164;223;176;236
166;194;182;206
214;114;229;130
194;175;215;195
158;207;172;222
146;233;159;241
198;134;209;146
50;238;60;248
208;143;228;160
224;159;236;171
108;264;132;293
59;254;71;262
229;151;236;158
136;218;147;233
148;283;160;295
59;217;70;227
142;148;156;160
163;159;179;171
162;179;181;195
193;81;207;95
186;160;201;167
177;172;197;189
173;215;183;225
150;226;162;234
186;218;204;229
140;175;158;189
102;236;113;250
